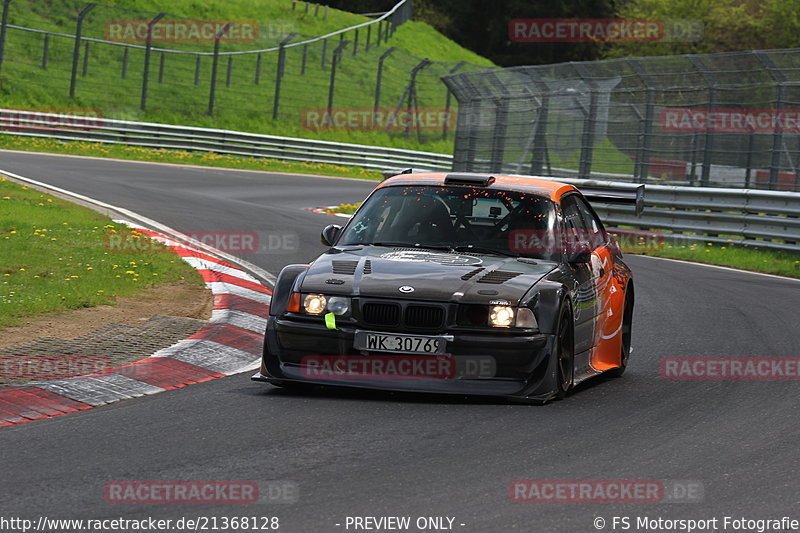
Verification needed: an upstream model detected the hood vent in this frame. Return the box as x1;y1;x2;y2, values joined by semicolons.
477;270;522;284
332;260;359;275
363;259;372;274
461;267;485;281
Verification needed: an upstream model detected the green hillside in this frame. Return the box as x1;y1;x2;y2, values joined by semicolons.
0;0;494;152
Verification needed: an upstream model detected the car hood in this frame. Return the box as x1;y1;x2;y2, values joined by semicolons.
300;247;557;305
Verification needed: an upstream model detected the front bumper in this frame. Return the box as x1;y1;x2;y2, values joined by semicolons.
254;316;560;401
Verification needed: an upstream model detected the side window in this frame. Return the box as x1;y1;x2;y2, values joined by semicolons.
574;196;606;249
561;196;589;253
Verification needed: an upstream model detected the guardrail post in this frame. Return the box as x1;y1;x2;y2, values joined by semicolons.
69;2;97;98
140;11;166;111
208;22;233;115
373;46;396;127
442;61;466;141
0;0;11;72
272;33;297;120
42;34;49;70
194;55;201;86
325;40;349;125
226;56;233;87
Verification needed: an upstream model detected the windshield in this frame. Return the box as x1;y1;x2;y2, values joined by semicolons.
338;185;560;261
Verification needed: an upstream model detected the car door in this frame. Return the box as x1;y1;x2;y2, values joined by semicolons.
560;195;597;357
573;195;620;371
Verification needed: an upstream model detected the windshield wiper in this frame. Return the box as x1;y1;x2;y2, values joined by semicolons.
451;245;520;257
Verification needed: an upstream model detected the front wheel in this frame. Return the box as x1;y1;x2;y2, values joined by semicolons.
554;304;575;399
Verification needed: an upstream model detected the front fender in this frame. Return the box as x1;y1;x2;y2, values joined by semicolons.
268;264;309;317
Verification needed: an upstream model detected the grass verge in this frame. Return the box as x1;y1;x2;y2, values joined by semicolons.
0;176;204;328
614;236;800;279
0;135;384;180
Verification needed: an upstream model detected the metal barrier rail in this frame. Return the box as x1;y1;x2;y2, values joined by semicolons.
0;109;452;171
555;178;800;252
1;108;797;252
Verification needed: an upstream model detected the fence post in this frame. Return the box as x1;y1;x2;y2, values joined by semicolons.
226;55;233;87
301;43;308;74
687;55;719;187
0;0;11;72
628;59;656;183
254;53;262;84
194;55;201;86
373;47;396;127
69;2;97;98
272;33;297;120
755;51;788;190
527;79;551;175
208;23;233;115
442;61;466;141
42;34;49;70
366;25;371;51
81;41;89;76
744;129;755;188
485;71;511;172
140;11;166;111
321;38;327;68
376;21;382;45
326;41;349;125
158;52;165;83
353;29;358;56
572;63;599;179
120;47;128;78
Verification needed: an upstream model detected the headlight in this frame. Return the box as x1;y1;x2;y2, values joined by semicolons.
303;293;327;315
489;306;514;327
327;296;350;316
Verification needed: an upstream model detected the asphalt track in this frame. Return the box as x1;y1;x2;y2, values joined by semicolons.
1;150;799;532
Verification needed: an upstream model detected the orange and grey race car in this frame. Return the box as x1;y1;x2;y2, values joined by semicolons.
253;172;643;404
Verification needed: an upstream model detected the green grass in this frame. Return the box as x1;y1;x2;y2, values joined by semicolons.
0;0;493;152
0;176;204;328
614;236;800;278
0;134;384;180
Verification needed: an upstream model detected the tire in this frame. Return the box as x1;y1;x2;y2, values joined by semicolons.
607;286;634;378
553;303;575;399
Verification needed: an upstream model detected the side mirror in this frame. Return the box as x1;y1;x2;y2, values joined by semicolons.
321;224;342;247
567;243;592;264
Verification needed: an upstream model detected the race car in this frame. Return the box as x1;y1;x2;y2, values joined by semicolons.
253;172;642;404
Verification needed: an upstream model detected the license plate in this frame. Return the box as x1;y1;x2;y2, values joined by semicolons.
354;331;449;355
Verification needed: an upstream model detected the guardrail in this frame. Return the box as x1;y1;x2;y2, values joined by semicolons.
554;177;800;252
0;109;452;171
2;108;797;253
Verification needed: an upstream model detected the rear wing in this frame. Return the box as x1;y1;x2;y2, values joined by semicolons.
577;183;646;217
